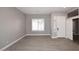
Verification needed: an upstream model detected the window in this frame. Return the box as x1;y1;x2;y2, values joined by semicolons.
32;18;44;31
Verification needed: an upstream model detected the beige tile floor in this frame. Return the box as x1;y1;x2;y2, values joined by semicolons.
5;36;79;51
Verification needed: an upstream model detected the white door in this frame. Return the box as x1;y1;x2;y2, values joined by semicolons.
56;16;65;37
51;15;66;38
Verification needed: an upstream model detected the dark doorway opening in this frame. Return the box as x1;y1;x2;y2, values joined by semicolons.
73;18;79;42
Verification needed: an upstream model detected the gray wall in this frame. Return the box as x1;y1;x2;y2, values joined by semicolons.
26;14;51;35
0;7;26;49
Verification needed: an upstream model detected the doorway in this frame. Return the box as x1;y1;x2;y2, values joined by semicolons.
73;18;79;42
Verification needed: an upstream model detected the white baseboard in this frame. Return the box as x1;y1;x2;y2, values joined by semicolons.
0;34;26;51
51;36;73;40
51;36;66;39
51;36;57;39
65;36;73;40
26;34;51;36
66;37;73;40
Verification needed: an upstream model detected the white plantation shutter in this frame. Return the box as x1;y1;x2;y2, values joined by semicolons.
32;18;44;31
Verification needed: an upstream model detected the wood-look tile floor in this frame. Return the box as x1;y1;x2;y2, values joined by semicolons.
5;36;79;51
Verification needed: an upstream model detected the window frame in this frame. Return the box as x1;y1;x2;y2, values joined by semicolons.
32;18;45;31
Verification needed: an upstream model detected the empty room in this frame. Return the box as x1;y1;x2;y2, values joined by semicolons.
0;7;79;51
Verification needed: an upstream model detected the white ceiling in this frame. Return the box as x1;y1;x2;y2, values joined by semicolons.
17;7;73;14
